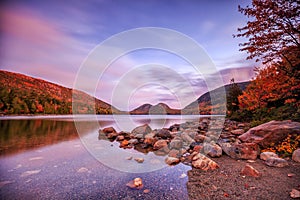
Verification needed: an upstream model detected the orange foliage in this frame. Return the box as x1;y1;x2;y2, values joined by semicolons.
238;63;300;111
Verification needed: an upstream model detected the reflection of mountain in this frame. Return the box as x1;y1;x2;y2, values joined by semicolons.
183;82;250;115
0;70;121;115
130;103;181;115
0;119;97;155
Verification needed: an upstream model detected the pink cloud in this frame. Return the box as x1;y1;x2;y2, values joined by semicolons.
0;6;91;88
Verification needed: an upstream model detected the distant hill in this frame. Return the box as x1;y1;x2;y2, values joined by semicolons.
0;70;121;115
130;103;181;115
183;81;250;115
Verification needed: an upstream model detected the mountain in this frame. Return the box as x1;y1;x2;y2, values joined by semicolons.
130;103;181;115
0;70;121;115
183;81;250;115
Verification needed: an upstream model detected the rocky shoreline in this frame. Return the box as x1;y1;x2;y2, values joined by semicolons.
99;118;300;198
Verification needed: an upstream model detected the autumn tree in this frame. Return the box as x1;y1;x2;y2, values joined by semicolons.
234;0;300;66
234;0;300;123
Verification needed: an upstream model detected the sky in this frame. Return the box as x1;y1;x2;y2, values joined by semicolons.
0;0;258;110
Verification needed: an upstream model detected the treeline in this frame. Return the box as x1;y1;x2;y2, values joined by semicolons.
0;87;72;114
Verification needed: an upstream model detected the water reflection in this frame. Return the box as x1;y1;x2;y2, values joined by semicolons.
0;119;97;156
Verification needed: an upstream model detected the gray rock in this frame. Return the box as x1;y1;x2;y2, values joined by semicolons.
135;134;144;140
156;129;172;139
169;139;183;149
265;157;288;167
260;152;278;161
128;139;139;145
181;132;195;144
292;148;300;162
220;142;259;160
131;124;152;136
204;143;222;158
239;120;300;148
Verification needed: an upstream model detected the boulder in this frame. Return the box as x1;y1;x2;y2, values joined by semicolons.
220;142;259;160
191;153;219;170
260;152;278;161
165;157;180;165
131;124;152;136
292;149;300;162
265;157;288;167
153;140;168;150
239;120;300;148
240;164;260;177
156;129;172;139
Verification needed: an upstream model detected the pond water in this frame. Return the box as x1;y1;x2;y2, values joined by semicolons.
0;115;207;199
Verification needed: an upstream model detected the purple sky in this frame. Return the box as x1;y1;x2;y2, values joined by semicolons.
0;0;258;110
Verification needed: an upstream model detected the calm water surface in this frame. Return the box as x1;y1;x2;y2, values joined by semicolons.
0;115;204;199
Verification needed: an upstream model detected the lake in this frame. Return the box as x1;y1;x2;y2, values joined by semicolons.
0;115;208;199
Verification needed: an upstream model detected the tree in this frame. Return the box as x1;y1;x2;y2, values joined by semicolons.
238;62;300;121
227;78;243;115
234;0;300;66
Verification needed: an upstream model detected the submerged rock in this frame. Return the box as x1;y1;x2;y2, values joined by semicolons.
134;158;144;163
126;178;144;189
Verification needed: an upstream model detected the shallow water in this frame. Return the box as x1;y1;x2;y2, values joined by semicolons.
0;115;207;199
